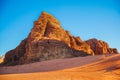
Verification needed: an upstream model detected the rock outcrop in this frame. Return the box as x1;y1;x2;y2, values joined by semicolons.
2;12;118;66
85;38;119;55
3;12;92;65
28;12;93;54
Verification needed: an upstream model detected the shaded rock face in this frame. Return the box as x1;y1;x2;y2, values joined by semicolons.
85;38;119;55
3;39;27;65
3;12;91;65
25;39;89;62
4;39;89;65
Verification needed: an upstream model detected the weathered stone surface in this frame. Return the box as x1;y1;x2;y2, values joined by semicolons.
2;12;118;66
3;12;91;65
3;39;27;65
28;12;92;54
85;38;119;55
3;39;89;65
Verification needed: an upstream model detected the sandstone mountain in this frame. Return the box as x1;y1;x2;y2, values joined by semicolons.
2;12;119;65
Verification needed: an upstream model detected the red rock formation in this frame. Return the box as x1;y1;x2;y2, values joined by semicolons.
3;12;92;65
2;12;118;65
85;38;119;55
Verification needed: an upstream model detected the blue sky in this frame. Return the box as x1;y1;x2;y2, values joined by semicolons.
0;0;120;56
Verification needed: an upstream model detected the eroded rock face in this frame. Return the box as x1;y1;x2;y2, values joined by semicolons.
3;39;27;65
28;12;92;54
3;39;89;65
2;12;118;65
85;38;119;55
3;12;91;65
24;39;89;63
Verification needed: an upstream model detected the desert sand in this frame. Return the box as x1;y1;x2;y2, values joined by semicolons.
0;54;120;80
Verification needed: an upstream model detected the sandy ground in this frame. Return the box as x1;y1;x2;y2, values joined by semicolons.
0;55;103;74
0;54;120;80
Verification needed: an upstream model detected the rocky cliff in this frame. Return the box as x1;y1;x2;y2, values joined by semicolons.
85;38;119;55
2;12;119;65
3;12;92;65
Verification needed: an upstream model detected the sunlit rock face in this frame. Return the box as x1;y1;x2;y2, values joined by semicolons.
0;55;4;64
3;12;91;65
2;12;118;66
85;38;119;55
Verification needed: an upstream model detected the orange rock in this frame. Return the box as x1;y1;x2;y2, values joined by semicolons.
3;12;91;65
2;12;118;66
86;38;119;55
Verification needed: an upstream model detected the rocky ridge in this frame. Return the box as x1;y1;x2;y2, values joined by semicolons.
86;38;119;55
2;12;119;65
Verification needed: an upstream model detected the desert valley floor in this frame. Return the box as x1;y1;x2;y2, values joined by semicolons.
0;54;120;80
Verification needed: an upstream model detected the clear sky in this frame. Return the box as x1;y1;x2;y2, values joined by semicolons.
0;0;120;56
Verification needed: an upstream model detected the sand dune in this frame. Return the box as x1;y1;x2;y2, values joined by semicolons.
0;54;120;80
0;55;103;74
